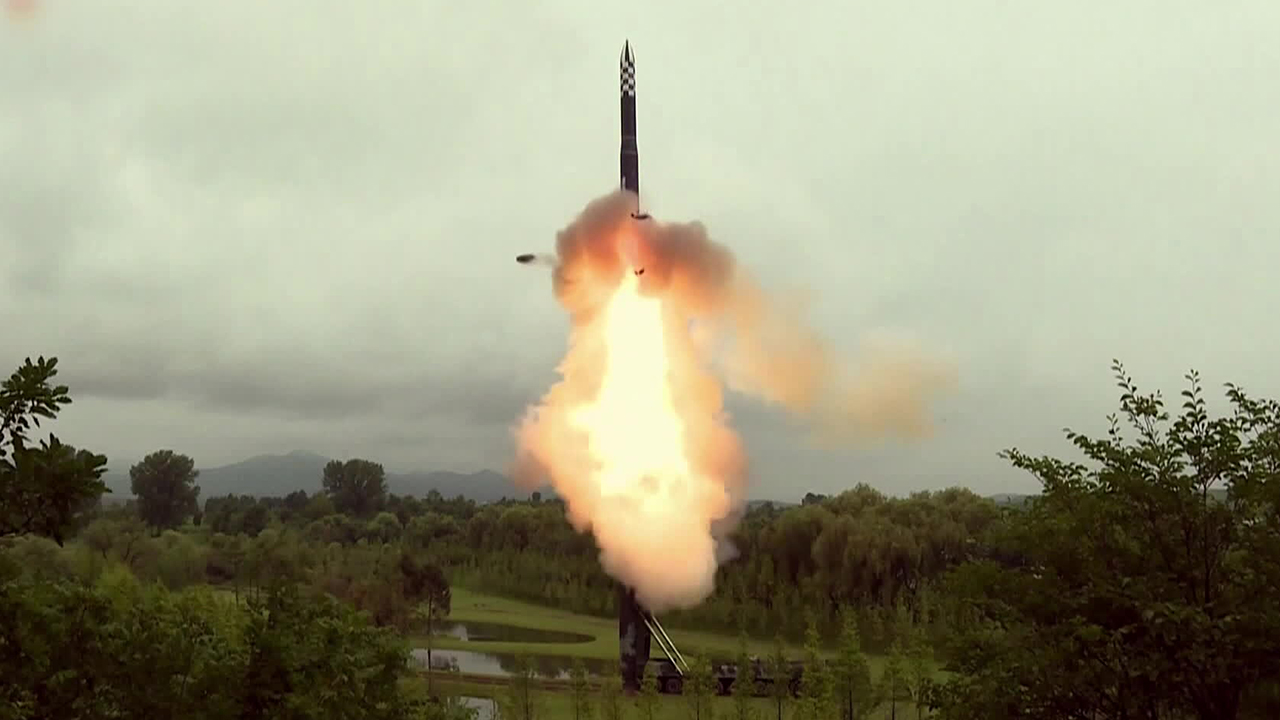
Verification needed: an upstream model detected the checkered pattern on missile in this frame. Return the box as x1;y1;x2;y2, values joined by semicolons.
621;63;635;96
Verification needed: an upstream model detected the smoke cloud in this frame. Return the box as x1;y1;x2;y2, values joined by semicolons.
511;190;955;613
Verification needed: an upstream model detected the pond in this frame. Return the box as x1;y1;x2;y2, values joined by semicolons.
409;648;613;679
433;620;593;644
458;696;496;720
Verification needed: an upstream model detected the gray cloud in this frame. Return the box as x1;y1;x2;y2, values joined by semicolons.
4;1;1280;499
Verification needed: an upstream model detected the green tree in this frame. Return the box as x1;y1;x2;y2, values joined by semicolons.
322;458;387;517
409;558;452;696
932;361;1280;720
597;673;623;720
834;609;876;720
130;450;200;531
880;642;908;720
905;626;932;720
0;356;108;544
767;634;791;720
796;612;833;720
504;654;540;720
685;653;715;720
569;657;595;720
637;663;659;720
731;628;756;720
366;510;403;543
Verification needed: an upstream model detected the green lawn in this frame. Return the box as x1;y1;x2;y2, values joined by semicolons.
417;587;832;663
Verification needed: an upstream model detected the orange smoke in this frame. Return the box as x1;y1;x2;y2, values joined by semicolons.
5;0;38;21
512;190;955;612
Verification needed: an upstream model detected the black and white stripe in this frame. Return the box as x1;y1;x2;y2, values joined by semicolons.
621;63;635;96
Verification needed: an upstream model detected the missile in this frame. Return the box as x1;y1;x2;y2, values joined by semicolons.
619;40;645;219
620;40;648;276
516;40;650;274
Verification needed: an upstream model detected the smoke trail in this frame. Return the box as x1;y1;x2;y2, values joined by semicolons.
511;190;955;612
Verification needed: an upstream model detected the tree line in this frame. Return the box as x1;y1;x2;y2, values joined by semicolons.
4;354;1280;718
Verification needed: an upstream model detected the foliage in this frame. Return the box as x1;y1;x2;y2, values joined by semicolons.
502;654;541;720
684;653;715;720
932;361;1280;720
0;571;424;720
323;458;388;517
730;627;757;720
767;634;790;720
130;450;200;531
597;673;623;720
0;356;108;544
834;609;877;720
795;612;834;720
636;662;659;720
569;657;595;720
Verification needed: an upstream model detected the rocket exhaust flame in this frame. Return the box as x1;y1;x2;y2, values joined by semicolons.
511;191;957;614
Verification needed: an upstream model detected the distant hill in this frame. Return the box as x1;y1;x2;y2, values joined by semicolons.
95;453;1126;510
987;493;1034;507
386;469;517;503
101;450;522;504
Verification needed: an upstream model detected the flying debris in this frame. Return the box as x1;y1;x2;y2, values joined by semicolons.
516;254;535;264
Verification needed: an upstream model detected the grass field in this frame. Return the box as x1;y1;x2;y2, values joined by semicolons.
419;587;842;664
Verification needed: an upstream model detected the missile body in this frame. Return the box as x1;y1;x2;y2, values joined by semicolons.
620;41;640;204
620;40;648;278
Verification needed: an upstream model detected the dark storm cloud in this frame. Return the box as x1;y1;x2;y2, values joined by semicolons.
4;0;1280;492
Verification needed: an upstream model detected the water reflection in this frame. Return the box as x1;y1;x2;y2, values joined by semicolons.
410;648;612;678
458;696;495;720
433;620;593;644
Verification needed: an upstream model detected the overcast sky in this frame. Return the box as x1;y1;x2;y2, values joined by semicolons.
3;1;1278;500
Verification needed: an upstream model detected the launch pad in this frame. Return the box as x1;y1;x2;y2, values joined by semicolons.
619;583;688;692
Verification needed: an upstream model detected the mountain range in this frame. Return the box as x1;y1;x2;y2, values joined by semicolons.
99;450;1043;506
101;450;521;504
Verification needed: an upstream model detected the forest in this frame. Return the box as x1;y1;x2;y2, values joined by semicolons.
3;354;1279;719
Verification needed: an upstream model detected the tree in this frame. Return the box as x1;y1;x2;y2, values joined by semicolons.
685;653;715;720
767;634;791;720
130;450;200;531
637;662;659;720
880;642;908;720
366;511;403;543
597;674;623;720
731;628;757;720
932;361;1280;720
905;625;932;720
797;611;834;720
569;657;595;720
835;609;876;720
408;557;452;696
504;654;540;720
322;458;387;517
0;356;108;544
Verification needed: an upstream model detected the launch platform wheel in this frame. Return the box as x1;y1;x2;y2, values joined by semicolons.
663;677;683;695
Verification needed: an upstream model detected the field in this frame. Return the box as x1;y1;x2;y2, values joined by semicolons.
420;587;837;663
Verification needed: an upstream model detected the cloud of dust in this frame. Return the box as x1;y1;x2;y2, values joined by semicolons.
511;190;956;612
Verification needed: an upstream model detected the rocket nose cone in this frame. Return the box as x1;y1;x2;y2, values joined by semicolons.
621;40;634;65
